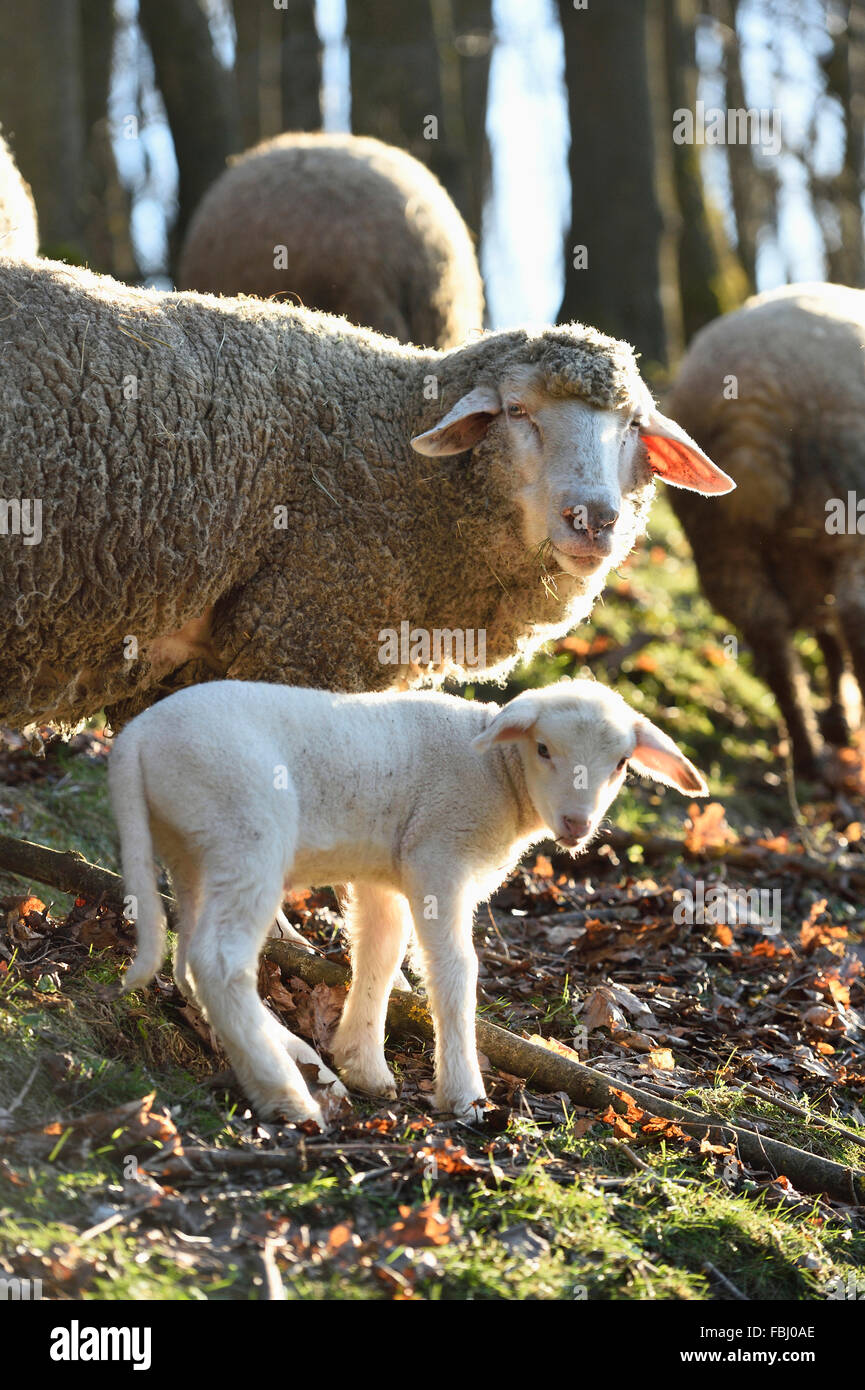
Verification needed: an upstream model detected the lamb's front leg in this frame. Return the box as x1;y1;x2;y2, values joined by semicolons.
331;883;412;1098
408;879;485;1121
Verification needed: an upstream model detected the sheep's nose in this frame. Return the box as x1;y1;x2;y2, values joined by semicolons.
562;504;619;538
562;815;591;840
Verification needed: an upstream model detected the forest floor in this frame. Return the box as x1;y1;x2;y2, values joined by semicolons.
0;498;863;1301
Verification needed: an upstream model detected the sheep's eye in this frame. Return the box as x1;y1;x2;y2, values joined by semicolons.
507;403;527;419
537;742;551;760
616;757;628;773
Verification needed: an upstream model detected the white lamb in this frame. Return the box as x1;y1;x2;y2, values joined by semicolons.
108;679;708;1128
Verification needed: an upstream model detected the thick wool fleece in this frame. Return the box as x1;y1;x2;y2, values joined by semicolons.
0;133;38;259
668;282;865;638
0;257;648;730
178;132;484;350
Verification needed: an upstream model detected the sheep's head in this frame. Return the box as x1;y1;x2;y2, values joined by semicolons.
411;326;734;581
472;679;708;851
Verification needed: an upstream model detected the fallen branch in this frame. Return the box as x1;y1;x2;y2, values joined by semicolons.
594;827;865;896
266;938;865;1207
0;832;175;922
2;832;863;1204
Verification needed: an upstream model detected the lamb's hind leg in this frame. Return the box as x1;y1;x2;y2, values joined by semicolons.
187;867;327;1125
331;883;412;1098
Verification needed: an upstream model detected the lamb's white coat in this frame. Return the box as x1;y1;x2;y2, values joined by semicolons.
108;679;707;1126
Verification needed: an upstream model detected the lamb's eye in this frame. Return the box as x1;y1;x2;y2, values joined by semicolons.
616;757;628;773
507;403;527;419
537;742;551;760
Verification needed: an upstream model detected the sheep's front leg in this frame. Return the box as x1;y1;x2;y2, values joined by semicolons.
331;883;412;1098
408;881;485;1120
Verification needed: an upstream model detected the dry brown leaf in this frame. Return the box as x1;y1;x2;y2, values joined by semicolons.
684;802;737;853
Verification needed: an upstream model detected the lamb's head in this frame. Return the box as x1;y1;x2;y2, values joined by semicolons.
472;679;708;850
412;325;734;581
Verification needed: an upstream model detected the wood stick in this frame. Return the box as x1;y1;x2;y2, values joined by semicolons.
265;938;865;1207
1;831;862;1204
0;832;175;922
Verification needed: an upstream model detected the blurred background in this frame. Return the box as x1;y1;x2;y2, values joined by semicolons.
0;0;862;373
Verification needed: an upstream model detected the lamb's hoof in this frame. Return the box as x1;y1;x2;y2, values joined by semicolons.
437;1093;487;1124
337;1061;399;1099
258;1095;327;1130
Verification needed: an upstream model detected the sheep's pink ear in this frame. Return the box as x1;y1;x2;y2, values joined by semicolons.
637;405;735;496
471;700;539;754
411;386;501;456
629;718;709;795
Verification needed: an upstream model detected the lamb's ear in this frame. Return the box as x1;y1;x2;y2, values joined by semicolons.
637;403;735;496
629;717;709;795
411;385;502;456
471;700;539;754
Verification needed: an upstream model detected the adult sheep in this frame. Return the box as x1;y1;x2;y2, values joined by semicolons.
0;131;38;259
0;257;733;732
177;132;484;350
667;282;865;776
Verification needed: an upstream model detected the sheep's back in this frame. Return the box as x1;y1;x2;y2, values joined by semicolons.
666;283;865;626
177;132;484;350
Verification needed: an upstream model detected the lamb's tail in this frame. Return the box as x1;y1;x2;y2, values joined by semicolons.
108;727;166;991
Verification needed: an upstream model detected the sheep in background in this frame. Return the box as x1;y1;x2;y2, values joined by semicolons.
667;282;865;776
0;131;38;258
178;132;484;349
0;256;732;733
109;677;708;1124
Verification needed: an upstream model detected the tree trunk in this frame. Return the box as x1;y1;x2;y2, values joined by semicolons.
816;1;865;286
661;0;727;340
448;0;493;242
79;0;137;279
346;0;463;208
138;0;237;267
233;0;264;149
712;0;764;292
280;0;322;132
556;0;667;368
0;0;87;260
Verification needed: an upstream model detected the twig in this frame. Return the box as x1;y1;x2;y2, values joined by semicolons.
259;1239;286;1300
146;1143;414;1180
702;1260;748;1302
77;1200;153;1243
743;1082;865;1150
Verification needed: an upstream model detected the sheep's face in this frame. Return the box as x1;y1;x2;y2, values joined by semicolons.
472;681;708;851
411;368;734;579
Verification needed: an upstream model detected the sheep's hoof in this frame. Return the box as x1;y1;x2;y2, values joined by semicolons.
819;707;851;747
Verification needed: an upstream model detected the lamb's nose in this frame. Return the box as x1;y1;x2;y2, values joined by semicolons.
563;815;591;840
561;504;619;538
